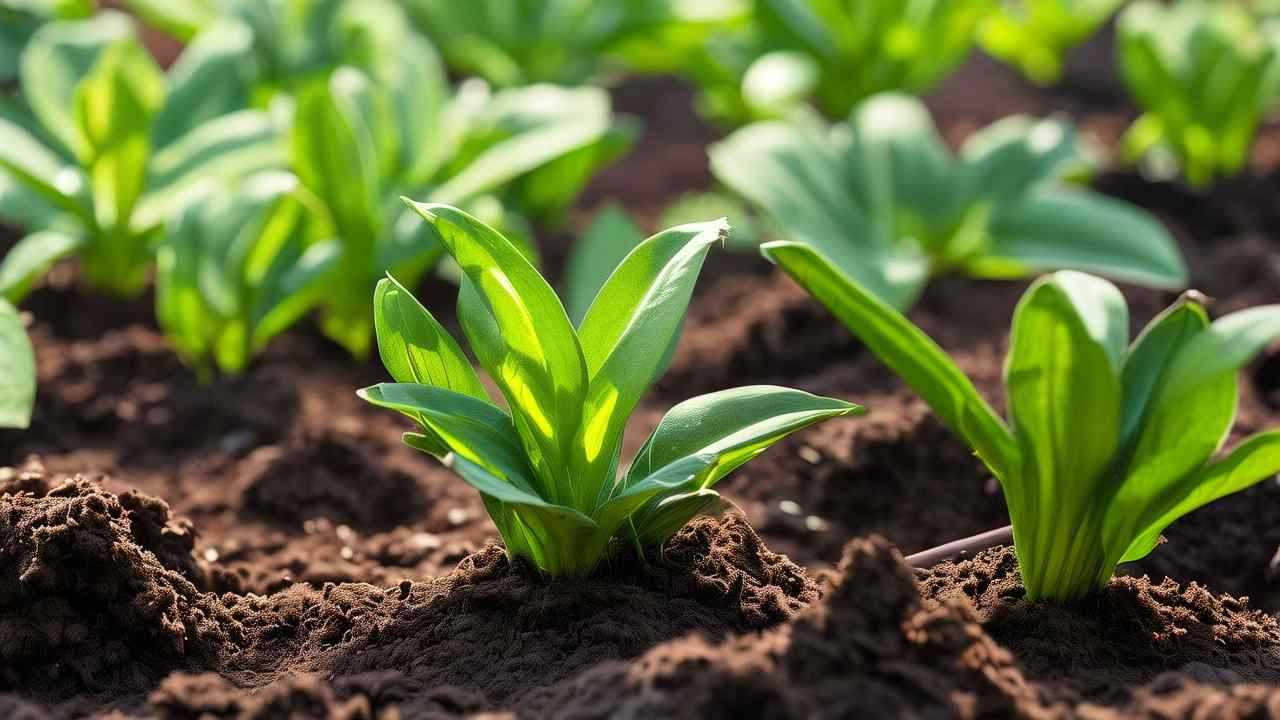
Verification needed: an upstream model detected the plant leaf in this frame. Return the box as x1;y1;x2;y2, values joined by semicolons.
960;115;1083;205
373;276;486;400
359;382;537;494
0;299;35;429
763;241;1016;478
1119;297;1210;451
571;219;727;508
563;204;643;326
975;189;1187;290
625;384;862;492
1004;271;1125;597
1115;430;1280;563
151;19;258;148
0;115;90;221
406;201;587;506
0;230;83;303
628;489;722;548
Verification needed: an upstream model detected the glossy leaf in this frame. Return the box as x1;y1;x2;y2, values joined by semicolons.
0;299;35;429
563;204;644;325
373;275;486;400
763;241;1015;477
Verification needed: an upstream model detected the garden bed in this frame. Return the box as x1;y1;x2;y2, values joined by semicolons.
4;45;1280;718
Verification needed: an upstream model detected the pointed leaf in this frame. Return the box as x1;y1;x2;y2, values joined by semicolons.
626;384;862;491
0;116;89;220
404;201;587;505
629;490;722;548
373;275;486;400
359;382;537;494
1117;430;1280;563
763;241;1016;478
563;204;643;326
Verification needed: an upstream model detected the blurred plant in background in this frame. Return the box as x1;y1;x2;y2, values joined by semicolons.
712;93;1186;309
683;0;993;126
0;10;278;299
1;0;94;89
1119;0;1280;188
979;0;1125;85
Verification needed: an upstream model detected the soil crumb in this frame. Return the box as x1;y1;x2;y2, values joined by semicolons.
918;545;1280;704
0;461;237;700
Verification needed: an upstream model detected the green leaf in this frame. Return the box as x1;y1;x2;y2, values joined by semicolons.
569;218;727;509
628;489;722;548
0;299;35;429
21;11;132;160
563;204;644;326
1161;305;1280;393
1116;430;1280;563
763;241;1016;478
151;20;259;148
710;117;928;310
1118;297;1211;450
595;454;716;539
373;275;487;400
975;189;1187;290
359;382;538;494
0;230;83;303
1004;271;1125;599
251;240;341;352
406;201;587;506
626;384;862;492
139;110;286;231
0;116;90;221
959;116;1084;204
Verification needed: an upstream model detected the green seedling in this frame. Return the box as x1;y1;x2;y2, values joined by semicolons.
688;0;992;124
713;92;1186;310
980;0;1125;85
360;203;861;577
0;299;35;429
0;11;280;299
155;172;340;378
767;242;1280;602
1119;0;1280;187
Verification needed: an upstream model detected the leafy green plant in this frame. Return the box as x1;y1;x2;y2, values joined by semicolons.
0;0;93;88
712;92;1187;310
288;31;633;358
687;0;993;124
1119;0;1280;188
767;244;1280;602
980;0;1124;85
360;203;861;577
0;11;280;300
125;0;430;100
155;171;340;378
0;298;35;429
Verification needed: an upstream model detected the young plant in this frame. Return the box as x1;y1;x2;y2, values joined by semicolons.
155;172;340;378
360;203;861;577
0;299;35;429
712;93;1187;310
289;31;633;357
766;243;1280;602
688;0;992;124
1119;0;1280;188
980;0;1125;85
0;11;280;300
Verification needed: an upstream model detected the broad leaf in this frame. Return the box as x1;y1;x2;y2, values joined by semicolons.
152;20;259;148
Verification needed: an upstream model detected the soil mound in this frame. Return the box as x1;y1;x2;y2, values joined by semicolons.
918;545;1280;703
209;512;816;715
0;462;239;698
533;536;1051;718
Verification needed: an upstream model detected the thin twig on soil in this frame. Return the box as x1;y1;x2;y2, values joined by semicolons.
906;525;1013;568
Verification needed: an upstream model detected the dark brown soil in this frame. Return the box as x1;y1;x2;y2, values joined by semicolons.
5;34;1280;719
